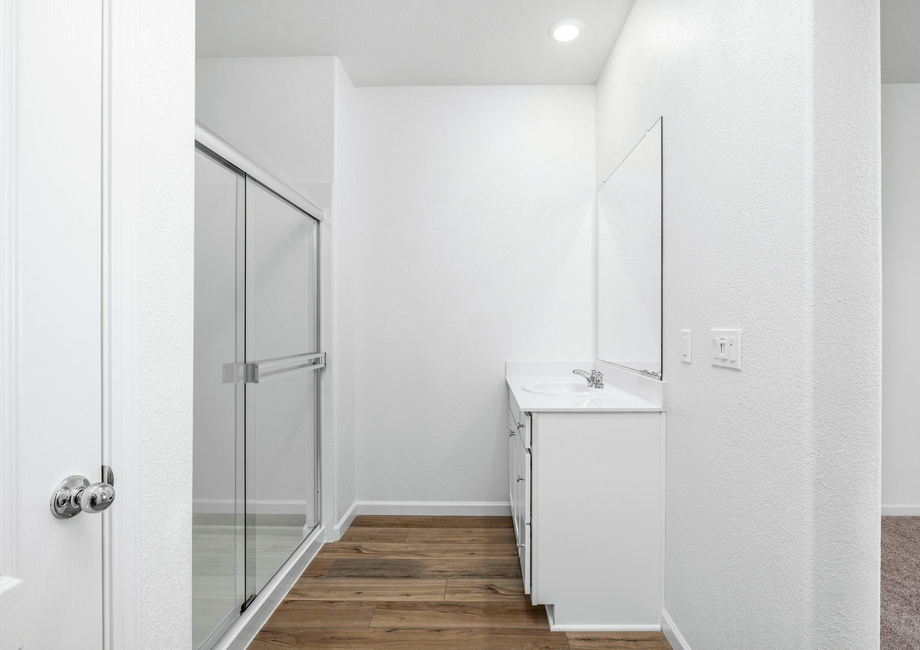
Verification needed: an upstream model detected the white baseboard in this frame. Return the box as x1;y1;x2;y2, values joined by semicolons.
332;501;358;541
216;526;325;650
662;608;691;650
355;500;511;516
882;505;920;516
328;500;509;542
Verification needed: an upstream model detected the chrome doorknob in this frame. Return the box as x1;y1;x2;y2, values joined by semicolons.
80;482;115;513
51;474;116;519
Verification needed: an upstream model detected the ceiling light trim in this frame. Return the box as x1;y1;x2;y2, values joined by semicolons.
548;18;584;42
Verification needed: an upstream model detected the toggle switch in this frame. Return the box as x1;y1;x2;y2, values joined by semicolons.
711;329;742;370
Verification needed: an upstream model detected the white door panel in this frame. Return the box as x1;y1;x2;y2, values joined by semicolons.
16;0;104;647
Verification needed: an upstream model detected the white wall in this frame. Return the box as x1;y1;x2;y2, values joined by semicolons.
349;86;595;504
139;0;195;647
196;56;336;214
196;57;335;185
332;60;358;525
596;1;880;648
882;83;920;511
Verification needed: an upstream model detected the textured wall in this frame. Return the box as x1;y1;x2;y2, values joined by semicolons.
810;3;880;645
882;84;920;508
596;1;880;648
349;86;595;503
140;0;195;647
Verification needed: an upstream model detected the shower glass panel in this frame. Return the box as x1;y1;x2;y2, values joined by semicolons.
192;149;246;649
244;179;320;598
245;370;318;594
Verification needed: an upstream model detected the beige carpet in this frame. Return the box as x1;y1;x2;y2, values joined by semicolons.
882;516;920;649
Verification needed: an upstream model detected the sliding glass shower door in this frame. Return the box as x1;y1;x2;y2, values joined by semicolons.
193;149;246;650
193;128;323;650
244;178;320;598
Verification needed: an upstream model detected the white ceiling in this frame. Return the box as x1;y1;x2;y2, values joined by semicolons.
196;0;635;86
882;0;920;83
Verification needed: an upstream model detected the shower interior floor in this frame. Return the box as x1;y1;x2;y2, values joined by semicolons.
193;513;310;649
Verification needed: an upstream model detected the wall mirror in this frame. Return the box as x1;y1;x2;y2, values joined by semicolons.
596;117;662;379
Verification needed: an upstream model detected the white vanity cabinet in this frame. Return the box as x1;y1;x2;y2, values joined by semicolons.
507;382;664;631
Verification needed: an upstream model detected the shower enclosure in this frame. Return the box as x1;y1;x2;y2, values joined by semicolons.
192;123;325;649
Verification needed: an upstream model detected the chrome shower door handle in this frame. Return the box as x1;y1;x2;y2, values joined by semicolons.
243;352;326;383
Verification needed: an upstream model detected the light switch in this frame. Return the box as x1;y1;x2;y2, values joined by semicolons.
681;330;691;363
711;329;742;370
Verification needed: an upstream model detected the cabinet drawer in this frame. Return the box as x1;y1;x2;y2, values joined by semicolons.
508;405;531;449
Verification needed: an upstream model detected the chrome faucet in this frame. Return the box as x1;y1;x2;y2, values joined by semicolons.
573;369;604;389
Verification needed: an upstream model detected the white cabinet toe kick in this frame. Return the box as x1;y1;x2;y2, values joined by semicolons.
507;385;664;631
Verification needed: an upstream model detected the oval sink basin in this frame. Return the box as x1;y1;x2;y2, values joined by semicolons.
521;381;612;397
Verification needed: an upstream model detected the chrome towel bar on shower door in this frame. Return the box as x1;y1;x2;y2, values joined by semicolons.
223;352;326;384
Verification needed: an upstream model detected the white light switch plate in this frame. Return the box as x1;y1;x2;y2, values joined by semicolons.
711;329;741;370
681;330;691;363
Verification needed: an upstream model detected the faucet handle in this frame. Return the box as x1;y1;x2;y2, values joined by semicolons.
591;370;604;388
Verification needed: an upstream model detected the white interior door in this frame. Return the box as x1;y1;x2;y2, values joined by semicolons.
10;0;106;647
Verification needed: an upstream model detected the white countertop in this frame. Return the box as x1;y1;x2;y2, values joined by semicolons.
507;376;664;413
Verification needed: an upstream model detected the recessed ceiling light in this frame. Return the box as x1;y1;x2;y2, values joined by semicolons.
548;18;584;42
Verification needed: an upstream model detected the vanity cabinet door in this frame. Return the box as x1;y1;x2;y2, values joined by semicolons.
531;411;662;626
516;429;531;595
508;409;520;544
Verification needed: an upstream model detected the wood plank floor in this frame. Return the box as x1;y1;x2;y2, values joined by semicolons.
251;515;672;649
